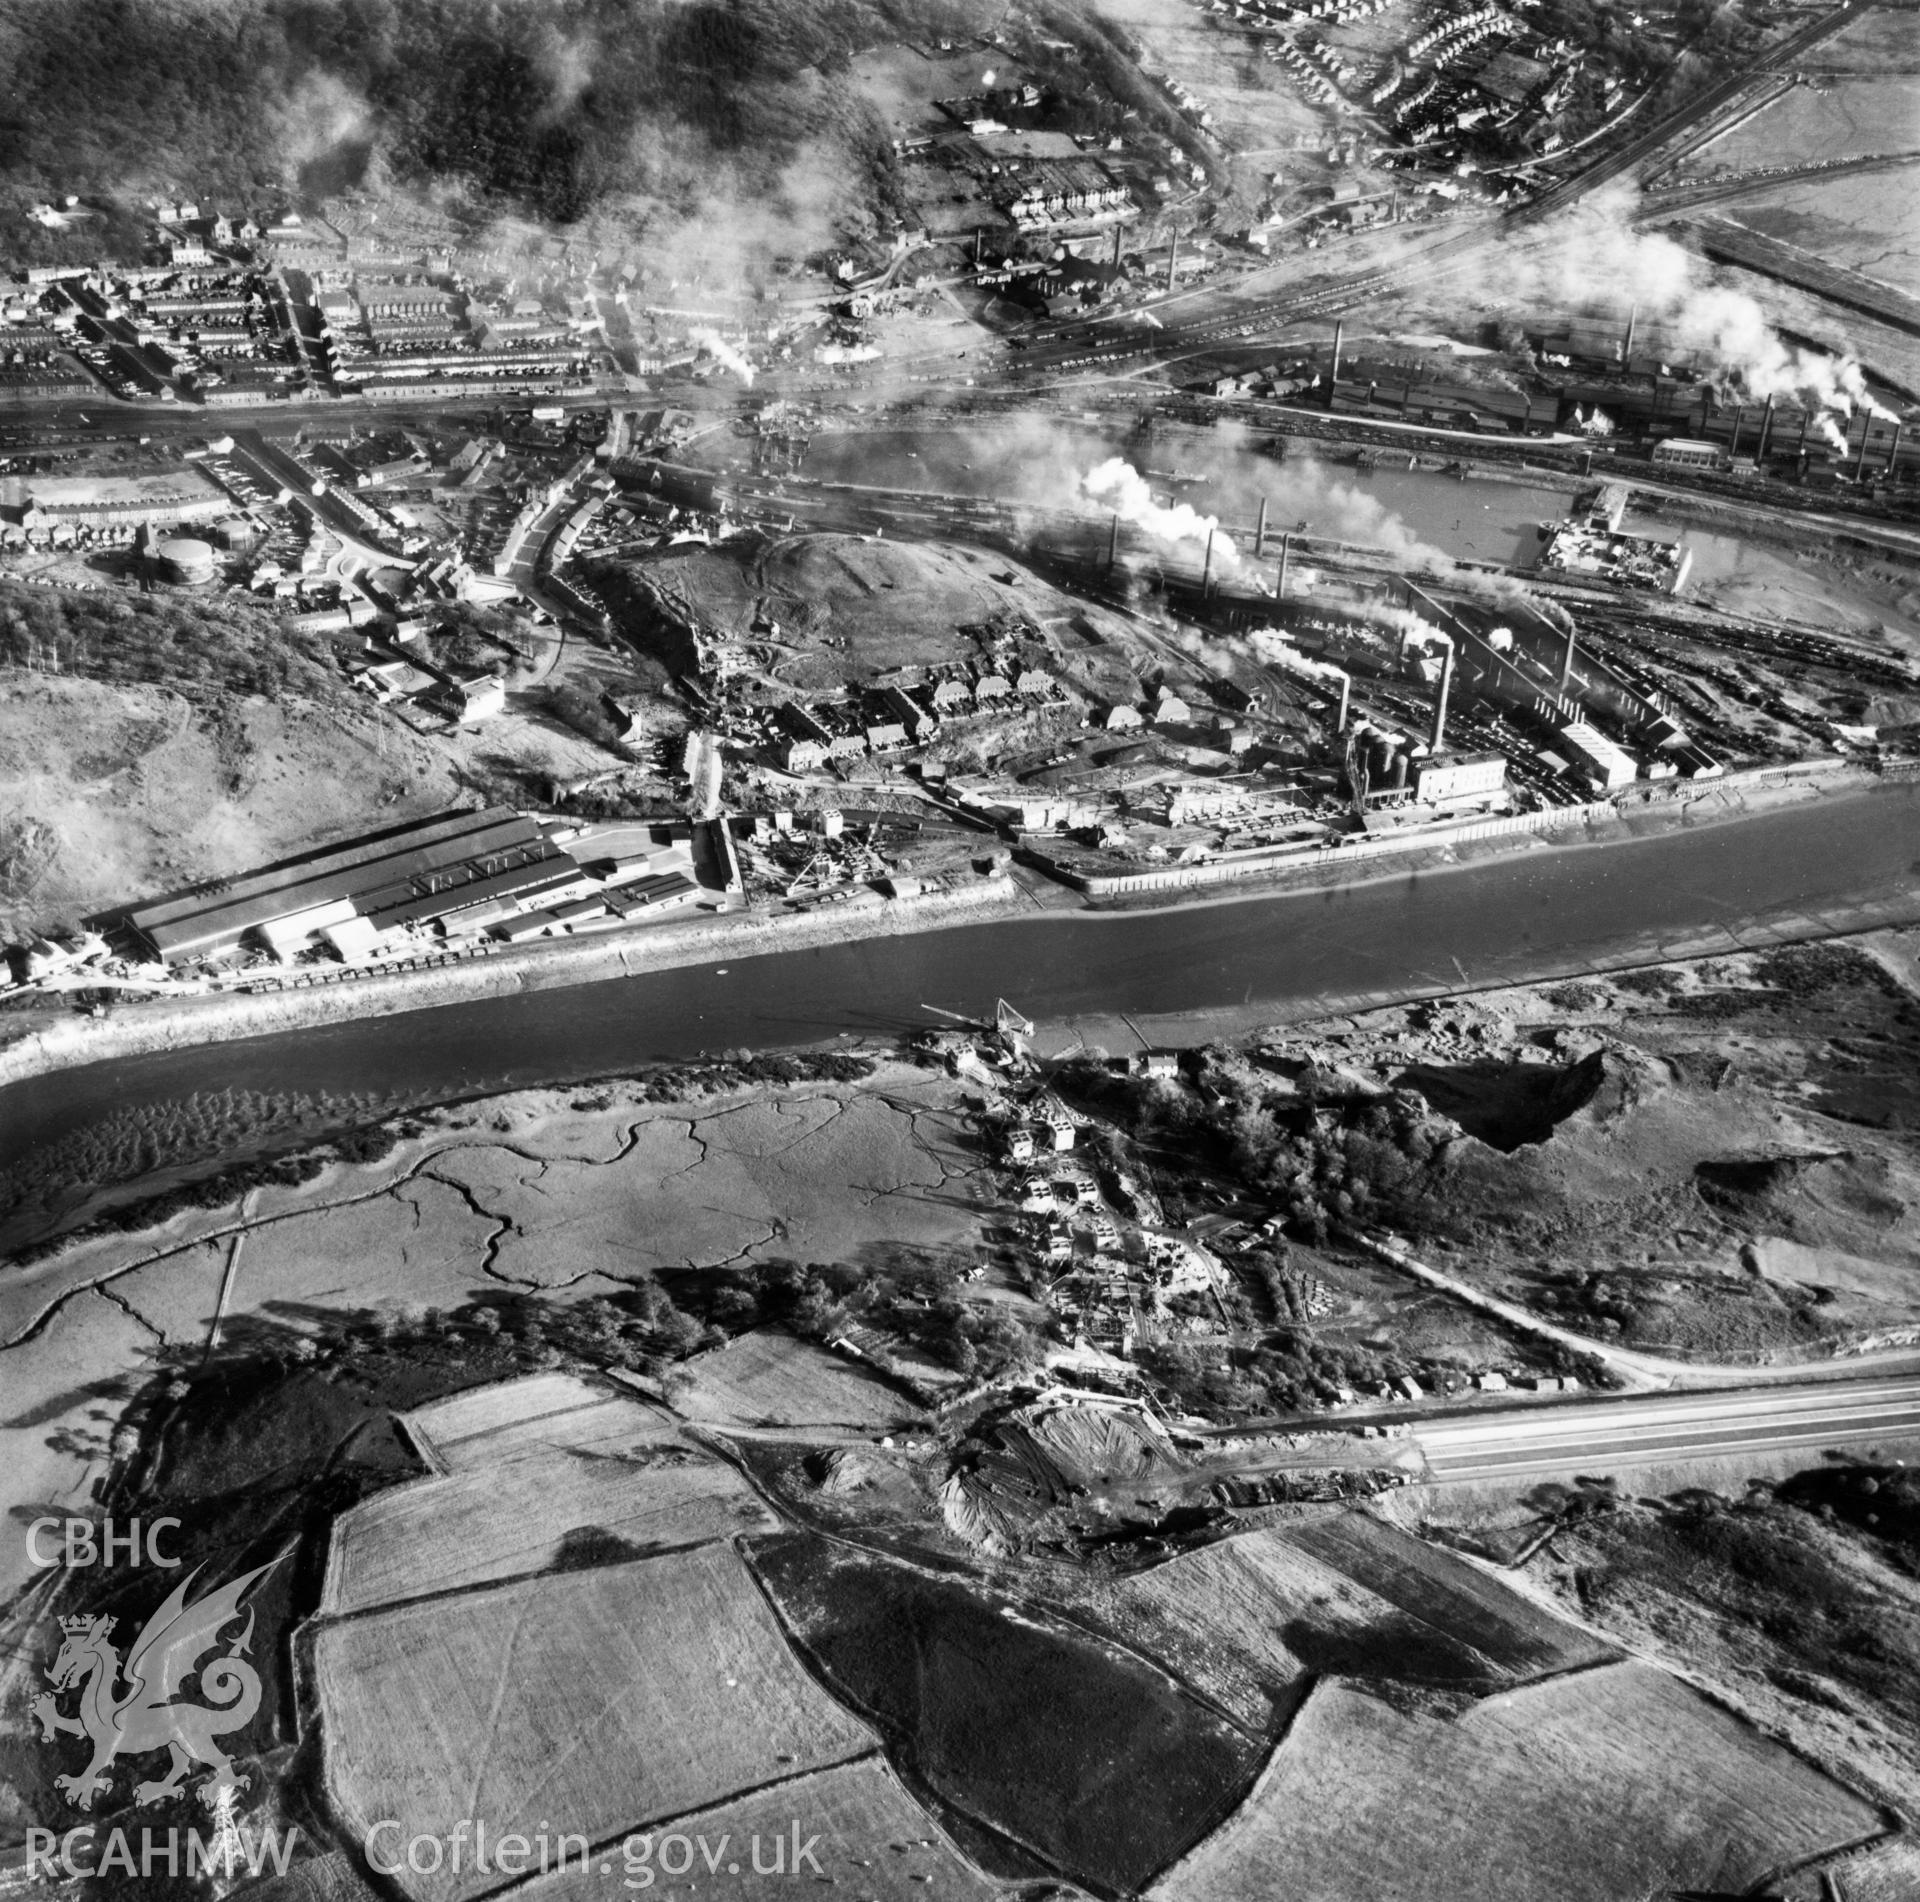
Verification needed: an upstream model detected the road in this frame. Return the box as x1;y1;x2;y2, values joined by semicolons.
1412;1376;1920;1480
0;7;1874;447
1515;0;1872;223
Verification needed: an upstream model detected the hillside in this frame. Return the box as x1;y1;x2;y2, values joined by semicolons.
0;584;462;937
0;0;994;267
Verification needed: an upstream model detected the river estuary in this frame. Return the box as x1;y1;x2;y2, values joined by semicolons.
1;784;1916;1251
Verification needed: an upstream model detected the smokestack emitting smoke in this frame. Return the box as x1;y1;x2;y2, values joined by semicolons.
1758;393;1775;460
1255;496;1268;559
1082;459;1238;571
1516;197;1895;431
1252;634;1349;732
691;328;753;386
1430;639;1455;753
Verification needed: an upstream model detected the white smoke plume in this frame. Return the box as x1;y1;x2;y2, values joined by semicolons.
1366;606;1452;653
1676;283;1895;420
1505;193;1896;423
1083;458;1239;568
277;73;373;170
691;328;755;386
1246;630;1349;685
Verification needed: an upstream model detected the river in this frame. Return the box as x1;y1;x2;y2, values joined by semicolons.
2;784;1916;1250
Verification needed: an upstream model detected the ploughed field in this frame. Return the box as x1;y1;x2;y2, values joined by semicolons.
1153;1665;1883;1902
746;1532;1260;1892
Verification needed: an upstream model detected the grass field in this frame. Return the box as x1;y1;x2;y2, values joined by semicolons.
1097;1527;1501;1731
1807;6;1920;73
320;1429;777;1613
1831;1838;1920;1902
425;1395;680;1469
1727;169;1920;300
748;1533;1259;1893
1283;1512;1614;1679
670;1330;924;1431
1689;77;1920;172
1153;1664;1883;1902
506;1758;1002;1902
316;1546;873;1902
403;1374;661;1469
1536;1490;1920;1818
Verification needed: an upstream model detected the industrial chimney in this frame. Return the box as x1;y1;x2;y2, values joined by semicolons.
1329;320;1344;411
1429;639;1455;754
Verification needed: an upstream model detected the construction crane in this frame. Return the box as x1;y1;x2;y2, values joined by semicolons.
995;998;1033;1033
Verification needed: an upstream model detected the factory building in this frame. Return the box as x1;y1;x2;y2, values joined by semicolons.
1650;438;1721;471
1552;722;1638;791
126;807;591;966
1412;752;1506;806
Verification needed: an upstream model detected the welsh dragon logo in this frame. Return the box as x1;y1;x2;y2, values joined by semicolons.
33;1561;278;1812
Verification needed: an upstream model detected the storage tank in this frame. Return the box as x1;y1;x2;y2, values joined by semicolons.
153;536;216;586
212;517;256;551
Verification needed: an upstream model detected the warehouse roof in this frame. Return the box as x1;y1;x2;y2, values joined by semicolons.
27;468;223;510
129;807;564;961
